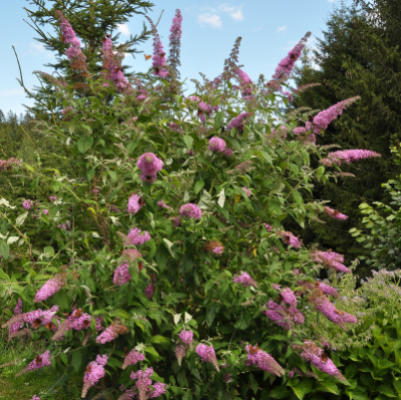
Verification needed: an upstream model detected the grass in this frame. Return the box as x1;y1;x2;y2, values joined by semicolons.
0;336;82;400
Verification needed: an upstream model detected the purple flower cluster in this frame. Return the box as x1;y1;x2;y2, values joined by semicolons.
312;250;351;273
9;298;22;335
157;200;173;211
226;112;252;133
102;37;131;93
245;345;284;376
323;206;348;220
236;68;253;98
168;9;183;77
242;187;252;197
180;203;202;219
16;350;51;376
144;282;155;299
0;158;21;172
122;349;145;370
23;200;33;210
278;231;301;249
297;340;345;380
137;153;164;183
307;96;360;133
208;137;226;152
150;19;169;78
34;273;66;303
264;294;304;331
273;32;311;79
293;127;306;135
128;194;144;215
320;149;381;167
56;10;87;62
113;262;131;286
130;367;166;400
82;355;108;398
127;228;151;246
233;272;257;288
196;344;220;371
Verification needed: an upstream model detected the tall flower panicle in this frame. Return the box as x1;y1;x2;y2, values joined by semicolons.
312;250;351;273
23;200;33;210
242;187;252;197
280;287;297;307
196;344;219;371
137;153;164;183
323;206;348;220
168;9;183;78
130;367;166;400
102;36;131;93
278;231;301;249
113;262;131;286
299;280;339;297
226;112;252;133
198;101;214;123
16;350;51;376
3;306;59;331
245;345;284;376
179;330;194;348
127;228;151;246
128;194;145;215
175;343;187;366
30;396;41;400
309;288;357;329
0;158;21;172
180;204;202;219
320;149;381;167
122;249;142;263
293;127;306;135
236;69;253;97
233;272;257;288
264;298;304;330
9;298;22;335
34;273;66;303
82;355;108;398
295;340;345;380
122;349;145;369
208;137;226;152
56;10;87;67
96;320;129;344
147;17;169;78
144;282;155;299
307;96;360;133
157;200;174;211
273;32;311;79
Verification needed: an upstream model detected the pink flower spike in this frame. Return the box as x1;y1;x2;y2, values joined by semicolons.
137;153;163;183
82;357;107;398
273;32;311;80
233;272;257;288
321;149;381;167
148;17;169;78
175;343;187;366
242;187;252;197
245;345;284;377
128;194;144;215
9;298;22;335
168;9;183;78
122;349;145;369
34;274;66;303
323;206;348;220
278;231;301;249
23;200;33;210
113;262;131;286
208;137;226;152
30;396;41;400
236;69;253;98
297;340;345;380
196;344;220;371
16;350;51;376
157;200;173;211
280;288;297;307
179;330;194;348
293;127;306;135
227;112;252;133
264;223;272;232
180;204;202;219
127;228;151;246
144;282;155;299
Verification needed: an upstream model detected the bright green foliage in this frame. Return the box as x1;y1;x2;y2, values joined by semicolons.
293;2;401;276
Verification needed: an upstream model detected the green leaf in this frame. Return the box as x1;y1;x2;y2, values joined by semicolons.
72;351;82;373
377;385;396;397
249;373;258;395
151;335;171;345
108;171;117;183
0;268;10;281
292;190;303;204
77;136;94;153
270;386;291;399
183;135;194;150
194;180;205;195
60;353;68;366
214;111;224;129
15;212;28;227
0;241;10;261
43;246;55;257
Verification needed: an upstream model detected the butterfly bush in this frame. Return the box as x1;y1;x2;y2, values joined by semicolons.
0;8;382;400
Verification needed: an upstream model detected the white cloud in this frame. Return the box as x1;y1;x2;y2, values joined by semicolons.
117;23;130;36
328;0;337;2
198;13;222;28
0;89;24;97
277;25;288;33
219;4;244;21
30;42;45;52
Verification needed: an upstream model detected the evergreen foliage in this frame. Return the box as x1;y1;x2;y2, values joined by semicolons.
293;1;401;275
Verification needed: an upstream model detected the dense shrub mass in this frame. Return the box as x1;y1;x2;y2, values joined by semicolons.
0;5;392;400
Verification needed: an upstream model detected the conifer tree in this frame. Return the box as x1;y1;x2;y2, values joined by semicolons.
21;0;154;118
293;1;401;274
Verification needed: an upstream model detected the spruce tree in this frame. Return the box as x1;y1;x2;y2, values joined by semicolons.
21;0;154;118
293;1;401;275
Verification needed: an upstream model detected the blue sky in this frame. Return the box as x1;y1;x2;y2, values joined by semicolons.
0;0;345;116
